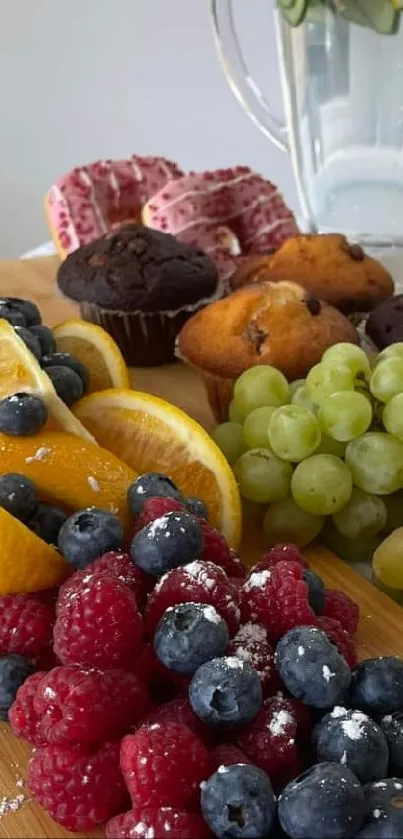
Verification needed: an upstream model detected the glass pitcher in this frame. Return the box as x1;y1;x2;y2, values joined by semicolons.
211;1;403;249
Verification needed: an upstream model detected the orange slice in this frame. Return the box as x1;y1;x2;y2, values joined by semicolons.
0;318;94;441
0;430;136;530
53;319;130;394
73;389;242;547
0;508;67;594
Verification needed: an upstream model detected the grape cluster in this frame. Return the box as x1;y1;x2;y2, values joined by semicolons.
212;342;403;587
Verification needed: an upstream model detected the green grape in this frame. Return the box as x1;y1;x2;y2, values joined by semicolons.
306;363;354;405
228;399;245;423
345;432;403;495
263;496;324;547
315;433;346;458
233;365;290;416
384;491;403;535
333;487;387;539
289;378;306;397
234;448;292;504
212;422;245;465
318;390;372;442
322;342;371;378
321;521;382;564
373;528;403;590
376;343;403;363
268;405;321;462
291;385;318;414
382;393;403;440
243;406;275;449
291;453;352;515
369;357;403;403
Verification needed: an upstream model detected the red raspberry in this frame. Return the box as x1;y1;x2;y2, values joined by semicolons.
236;694;301;791
106;807;211;839
316;616;358;669
120;722;209;809
9;671;47;746
227;623;282;697
145;560;240;637
0;595;54;659
240;561;315;641
283;695;313;743
91;551;154;611
54;571;144;669
200;520;247;578
133;497;186;535
141;643;190;699
260;543;308;570
33;665;149;746
140;696;215;747
323;589;360;635
27;740;128;831
208;743;252;774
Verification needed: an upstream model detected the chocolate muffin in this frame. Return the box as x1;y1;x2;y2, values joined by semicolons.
366;294;403;349
57;224;220;366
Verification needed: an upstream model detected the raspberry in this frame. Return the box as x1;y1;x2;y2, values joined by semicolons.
208;743;252;774
284;695;313;743
133;496;186;535
145;560;240;637
316;616;358;669
8;671;47;746
236;694;301;791
0;595;54;660
259;544;308;570
241;561;315;641
106;807;211;839
33;665;149;746
54;571;144;669
200;520;247;578
227;622;282;697
120;722;209;809
91;551;154;610
143;644;191;699
323;589;360;635
141;695;216;747
27;740;128;831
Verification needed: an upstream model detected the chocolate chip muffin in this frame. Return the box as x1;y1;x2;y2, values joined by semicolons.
231;234;394;315
57;224;220;366
177;280;358;422
366;294;403;349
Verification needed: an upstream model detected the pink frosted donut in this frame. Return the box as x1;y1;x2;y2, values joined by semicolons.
142;166;299;287
45;155;183;259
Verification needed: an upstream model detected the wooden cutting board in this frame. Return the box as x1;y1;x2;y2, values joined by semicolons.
0;256;403;839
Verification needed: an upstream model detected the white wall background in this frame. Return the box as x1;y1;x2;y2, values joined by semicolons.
0;0;297;258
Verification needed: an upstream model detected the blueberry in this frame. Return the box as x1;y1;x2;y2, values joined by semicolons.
275;626;351;709
189;655;262;728
29;502;67;545
349;658;403;716
131;510;203;577
127;472;183;515
0;393;48;436
42;352;89;393
279;762;365;839
0;473;37;522
14;326;42;361
185;496;209;519
0;654;35;721
45;365;84;406
58;507;124;569
313;706;389;783
355;778;403;839
30;325;56;357
201;763;276;839
0;297;41;328
154;602;229;675
303;568;325;615
380;712;403;775
0;305;26;327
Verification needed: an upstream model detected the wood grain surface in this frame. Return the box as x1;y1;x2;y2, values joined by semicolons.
0;256;402;838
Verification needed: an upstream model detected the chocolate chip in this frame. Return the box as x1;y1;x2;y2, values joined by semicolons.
348;243;365;261
306;297;321;316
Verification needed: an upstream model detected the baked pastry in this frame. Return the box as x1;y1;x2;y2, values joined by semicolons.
57;224;219;367
365;294;403;349
231;233;394;314
45;156;183;260
177;281;358;422
143;166;299;293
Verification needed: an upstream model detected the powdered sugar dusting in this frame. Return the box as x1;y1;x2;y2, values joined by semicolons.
185;561;216;591
341;711;368;741
225;656;245;670
25;446;51;464
244;569;271;591
233;623;268;644
269;710;293;737
0;779;26;818
87;476;100;492
322;665;335;683
147;515;170;538
331;706;347;718
202;604;222;624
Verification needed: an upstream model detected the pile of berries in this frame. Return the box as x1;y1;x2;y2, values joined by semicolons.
1;471;403;837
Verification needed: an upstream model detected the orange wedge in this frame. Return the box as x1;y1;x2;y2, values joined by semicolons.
0;508;67;594
0;319;94;441
0;430;136;530
73;389;242;548
53;319;130;394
